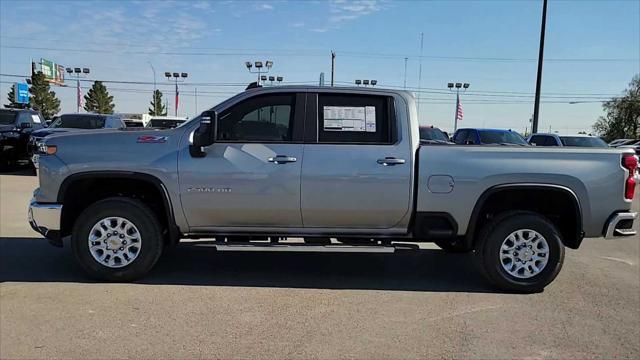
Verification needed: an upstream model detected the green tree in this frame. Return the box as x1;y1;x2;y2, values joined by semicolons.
148;89;167;116
4;86;24;109
29;72;61;118
84;81;115;114
593;74;640;142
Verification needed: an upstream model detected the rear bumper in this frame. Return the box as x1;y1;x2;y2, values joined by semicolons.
604;212;637;239
28;197;63;246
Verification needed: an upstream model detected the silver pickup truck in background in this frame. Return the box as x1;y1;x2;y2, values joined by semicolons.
28;86;638;293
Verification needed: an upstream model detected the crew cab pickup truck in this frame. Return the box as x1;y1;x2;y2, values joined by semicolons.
28;86;638;293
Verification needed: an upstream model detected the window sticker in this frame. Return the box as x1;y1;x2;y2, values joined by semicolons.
31;115;41;123
323;106;375;132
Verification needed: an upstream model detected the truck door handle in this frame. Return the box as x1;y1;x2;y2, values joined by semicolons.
268;155;297;164
377;157;406;166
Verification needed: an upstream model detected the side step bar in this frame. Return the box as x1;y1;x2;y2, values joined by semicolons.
192;243;420;253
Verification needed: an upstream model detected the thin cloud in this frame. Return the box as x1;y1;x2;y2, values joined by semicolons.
310;0;386;33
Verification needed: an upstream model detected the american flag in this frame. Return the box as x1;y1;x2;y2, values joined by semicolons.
456;96;464;121
77;81;84;109
175;83;179;115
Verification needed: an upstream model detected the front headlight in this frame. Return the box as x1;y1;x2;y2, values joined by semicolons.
37;142;57;155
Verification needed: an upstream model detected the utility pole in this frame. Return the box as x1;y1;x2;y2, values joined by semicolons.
331;51;336;87
403;57;408;89
532;0;548;134
417;33;424;115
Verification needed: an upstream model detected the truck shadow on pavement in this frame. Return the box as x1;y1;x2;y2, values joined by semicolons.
0;237;498;293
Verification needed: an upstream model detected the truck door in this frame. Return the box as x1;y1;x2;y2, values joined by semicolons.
300;93;413;229
178;93;305;229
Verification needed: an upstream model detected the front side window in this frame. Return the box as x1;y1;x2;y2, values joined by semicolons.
217;94;294;142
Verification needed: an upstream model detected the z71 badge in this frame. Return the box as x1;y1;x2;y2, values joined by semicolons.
137;135;168;143
187;187;231;193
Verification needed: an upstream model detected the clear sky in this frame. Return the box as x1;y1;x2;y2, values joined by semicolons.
1;0;639;133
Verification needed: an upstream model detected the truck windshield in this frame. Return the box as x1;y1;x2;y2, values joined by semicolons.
148;119;185;129
0;111;17;125
420;127;449;142
560;136;608;147
479;130;528;145
50;115;106;129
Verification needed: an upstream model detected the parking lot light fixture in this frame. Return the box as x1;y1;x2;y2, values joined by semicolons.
371;80;377;86
66;67;73;74
355;80;362;86
276;76;283;83
363;80;370;86
74;68;81;73
245;60;274;85
448;81;470;132
165;71;189;116
82;68;90;74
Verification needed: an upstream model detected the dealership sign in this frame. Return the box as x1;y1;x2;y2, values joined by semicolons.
13;83;29;104
39;58;65;85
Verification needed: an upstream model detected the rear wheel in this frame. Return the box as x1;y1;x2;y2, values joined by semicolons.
476;211;564;293
71;197;164;281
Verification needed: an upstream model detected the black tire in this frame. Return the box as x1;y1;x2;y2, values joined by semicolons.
434;239;472;253
476;211;565;293
71;197;164;281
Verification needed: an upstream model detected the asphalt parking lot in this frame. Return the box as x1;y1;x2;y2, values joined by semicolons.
1;171;638;359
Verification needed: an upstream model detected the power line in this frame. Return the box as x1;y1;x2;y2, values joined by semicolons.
2;43;638;63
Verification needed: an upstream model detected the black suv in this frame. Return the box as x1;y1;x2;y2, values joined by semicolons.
0;108;45;170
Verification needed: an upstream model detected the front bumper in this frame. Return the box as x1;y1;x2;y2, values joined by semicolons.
28;197;63;246
604;212;637;239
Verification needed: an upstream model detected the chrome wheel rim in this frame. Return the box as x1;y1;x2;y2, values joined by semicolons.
88;217;142;268
500;229;549;279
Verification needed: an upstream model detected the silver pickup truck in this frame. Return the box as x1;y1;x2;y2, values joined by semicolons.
28;86;638;293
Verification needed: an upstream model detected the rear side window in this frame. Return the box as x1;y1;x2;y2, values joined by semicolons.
317;94;393;144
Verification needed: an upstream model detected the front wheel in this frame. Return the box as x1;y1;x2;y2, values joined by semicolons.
476;211;565;293
71;197;164;281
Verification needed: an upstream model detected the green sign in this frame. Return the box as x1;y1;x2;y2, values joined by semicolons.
39;58;64;85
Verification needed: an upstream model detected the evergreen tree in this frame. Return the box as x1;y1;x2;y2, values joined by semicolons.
29;72;61;118
148;89;167;116
84;81;115;114
4;86;24;109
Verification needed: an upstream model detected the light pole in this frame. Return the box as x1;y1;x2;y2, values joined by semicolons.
65;67;90;113
532;0;548;134
245;61;273;85
447;82;469;132
165;71;187;117
148;61;156;93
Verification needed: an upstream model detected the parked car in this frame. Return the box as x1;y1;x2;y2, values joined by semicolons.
0;108;45;170
146;116;187;129
30;113;126;168
29;86;637;293
527;133;608;147
419;126;452;144
453;128;529;146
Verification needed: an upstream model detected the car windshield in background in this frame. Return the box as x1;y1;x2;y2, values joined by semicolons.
420;127;449;142
479;130;528;145
50;115;106;129
149;119;185;128
0;111;17;125
560;136;608;147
